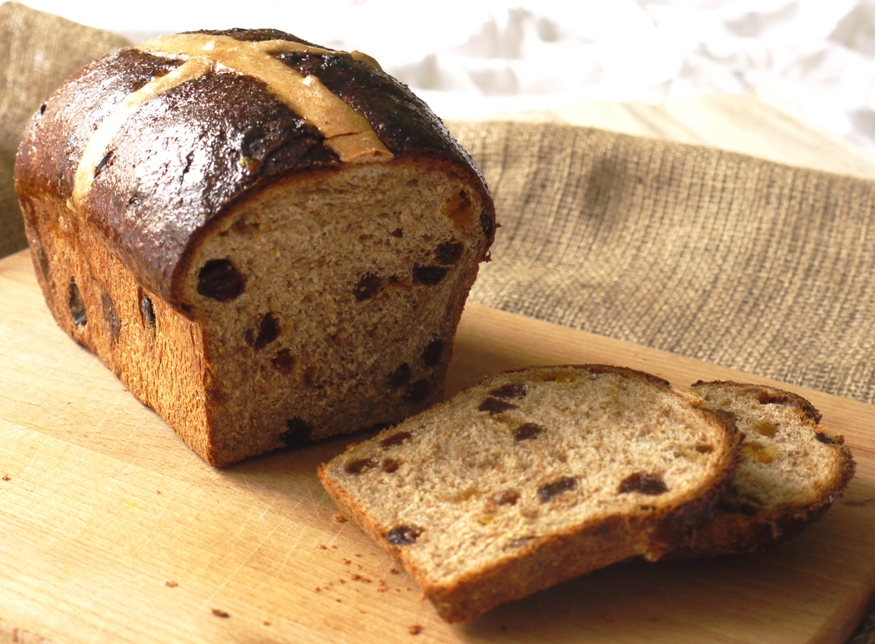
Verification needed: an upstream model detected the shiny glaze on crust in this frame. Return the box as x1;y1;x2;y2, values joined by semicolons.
15;28;494;307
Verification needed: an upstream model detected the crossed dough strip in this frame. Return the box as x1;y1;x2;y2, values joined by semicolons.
72;33;392;211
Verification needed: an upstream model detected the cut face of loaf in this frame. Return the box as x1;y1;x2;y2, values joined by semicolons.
318;365;741;623
177;161;487;464
14;29;495;466
668;381;856;556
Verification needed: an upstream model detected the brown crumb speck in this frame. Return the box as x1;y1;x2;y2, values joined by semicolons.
165;581;178;588
1;475;10;482
315;587;322;592
409;625;423;635
211;608;230;618
263;621;271;626
343;558;352;565
318;544;328;550
333;513;348;523
389;567;399;574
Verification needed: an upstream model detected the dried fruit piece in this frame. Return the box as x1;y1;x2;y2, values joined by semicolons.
435;241;463;265
354;272;382;302
101;291;121;340
302;366;320;388
385;525;422;545
412;265;448;285
387;363;412;388
478;397;518;414
380;431;412;448
140;292;156;329
245;312;280;349
751;420;778;438
382;459;400;473
488;383;527;399
197;259;246;302
513;423;544;442
281;417;312;447
345;458;377;474
618;472;668;496
422;339;444;367
94;150;114;176
743;441;775;464
271;349;295;374
404;379;433;402
538;477;577;502
480;211;494;239
492;490;519;506
69;281;87;327
815;431;841;445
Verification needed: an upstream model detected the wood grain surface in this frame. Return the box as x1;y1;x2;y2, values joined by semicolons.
4;92;875;644
1;243;874;644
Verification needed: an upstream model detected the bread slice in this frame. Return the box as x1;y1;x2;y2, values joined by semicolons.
665;380;856;557
318;364;741;623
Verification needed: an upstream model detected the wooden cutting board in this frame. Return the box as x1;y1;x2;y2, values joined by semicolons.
1;248;874;644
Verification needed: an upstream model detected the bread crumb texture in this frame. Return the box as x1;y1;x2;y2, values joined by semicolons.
319;364;742;622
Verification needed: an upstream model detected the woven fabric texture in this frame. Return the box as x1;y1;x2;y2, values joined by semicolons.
0;1;129;258
450;121;875;407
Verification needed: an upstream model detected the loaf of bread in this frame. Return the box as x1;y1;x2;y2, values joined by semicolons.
318;364;742;623
14;29;495;466
667;380;856;557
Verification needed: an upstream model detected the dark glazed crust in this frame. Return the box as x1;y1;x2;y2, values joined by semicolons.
15;29;495;308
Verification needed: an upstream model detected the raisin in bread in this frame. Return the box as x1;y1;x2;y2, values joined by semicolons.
14;29;495;466
666;381;855;557
318;364;741;623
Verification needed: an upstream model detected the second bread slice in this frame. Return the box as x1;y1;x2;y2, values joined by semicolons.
666;380;856;557
318;364;740;622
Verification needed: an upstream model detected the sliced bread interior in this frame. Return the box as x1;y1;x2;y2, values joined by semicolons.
667;380;856;557
318;364;740;623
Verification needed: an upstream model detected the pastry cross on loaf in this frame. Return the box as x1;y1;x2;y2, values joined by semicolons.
15;29;495;466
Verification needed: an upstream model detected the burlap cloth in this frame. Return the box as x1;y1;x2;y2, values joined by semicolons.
1;2;873;640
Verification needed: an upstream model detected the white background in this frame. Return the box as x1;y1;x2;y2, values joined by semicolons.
16;0;875;154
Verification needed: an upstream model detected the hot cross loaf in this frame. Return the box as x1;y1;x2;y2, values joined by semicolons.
14;29;495;466
318;366;855;623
